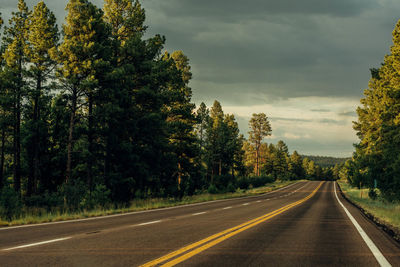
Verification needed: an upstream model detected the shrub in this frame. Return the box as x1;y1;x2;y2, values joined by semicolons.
237;177;249;189
82;184;111;209
61;180;87;211
227;183;236;193
0;186;22;222
368;189;378;200
207;184;218;194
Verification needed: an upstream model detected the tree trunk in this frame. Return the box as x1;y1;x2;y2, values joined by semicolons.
66;87;77;184
13;65;22;193
0;128;5;189
255;148;259;176
87;93;93;192
28;73;41;196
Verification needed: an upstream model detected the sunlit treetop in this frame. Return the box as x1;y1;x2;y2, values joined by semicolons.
103;0;147;43
3;0;31;67
26;1;59;72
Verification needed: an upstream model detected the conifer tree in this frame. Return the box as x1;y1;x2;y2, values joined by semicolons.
162;51;197;195
58;0;110;185
24;1;59;195
248;113;272;176
3;0;30;193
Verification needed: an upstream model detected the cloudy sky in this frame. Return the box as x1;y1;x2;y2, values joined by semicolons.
2;0;400;157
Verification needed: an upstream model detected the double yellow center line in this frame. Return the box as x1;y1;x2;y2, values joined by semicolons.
141;181;324;267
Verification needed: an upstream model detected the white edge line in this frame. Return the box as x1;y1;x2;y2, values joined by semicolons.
242;203;250;206
137;220;161;226
222;207;232;210
192;212;206;216
334;182;391;267
0;181;305;231
2;237;72;251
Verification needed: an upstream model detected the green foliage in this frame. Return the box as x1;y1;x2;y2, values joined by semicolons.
207;184;218;194
61;180;87;211
0;186;21;221
301;155;349;168
350;19;400;201
81;184;111;209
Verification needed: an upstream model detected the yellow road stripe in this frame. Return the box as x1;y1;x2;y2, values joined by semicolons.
141;182;324;267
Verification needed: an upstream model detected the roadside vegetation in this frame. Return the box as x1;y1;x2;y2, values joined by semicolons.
0;179;299;227
338;181;400;230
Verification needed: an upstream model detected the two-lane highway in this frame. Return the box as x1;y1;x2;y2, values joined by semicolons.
1;181;400;266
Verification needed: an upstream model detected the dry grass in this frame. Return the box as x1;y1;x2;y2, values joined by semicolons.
338;180;400;229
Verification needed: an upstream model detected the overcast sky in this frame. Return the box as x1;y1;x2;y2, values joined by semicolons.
2;0;400;157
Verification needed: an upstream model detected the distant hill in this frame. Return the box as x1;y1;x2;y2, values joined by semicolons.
301;155;350;168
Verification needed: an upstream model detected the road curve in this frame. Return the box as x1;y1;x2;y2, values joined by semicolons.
1;181;399;266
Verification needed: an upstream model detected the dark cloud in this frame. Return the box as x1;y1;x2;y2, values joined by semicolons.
154;0;377;20
0;0;396;157
141;0;400;105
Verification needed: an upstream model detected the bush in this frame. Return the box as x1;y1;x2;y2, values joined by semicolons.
81;184;111;209
24;191;63;210
227;183;236;193
237;177;249;189
0;187;21;221
61;180;87;211
368;189;378;200
207;184;218;194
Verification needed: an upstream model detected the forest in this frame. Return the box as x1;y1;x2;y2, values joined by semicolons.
0;0;334;220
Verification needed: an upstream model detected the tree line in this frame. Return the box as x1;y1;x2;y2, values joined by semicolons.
342;19;400;201
0;0;330;219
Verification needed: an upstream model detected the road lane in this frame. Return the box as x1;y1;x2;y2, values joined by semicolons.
0;181;307;249
0;181;316;266
1;181;398;266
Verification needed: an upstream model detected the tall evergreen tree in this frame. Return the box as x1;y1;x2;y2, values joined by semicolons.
3;0;31;193
24;1;59;196
248;113;272;176
162;51;197;195
58;0;110;185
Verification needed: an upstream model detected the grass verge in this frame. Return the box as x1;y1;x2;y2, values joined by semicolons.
338;180;400;230
0;180;301;227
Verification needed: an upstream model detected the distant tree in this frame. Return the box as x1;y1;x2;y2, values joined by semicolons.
248;113;271;176
289;150;303;179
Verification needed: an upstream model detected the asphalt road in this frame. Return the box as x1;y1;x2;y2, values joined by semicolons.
1;181;400;266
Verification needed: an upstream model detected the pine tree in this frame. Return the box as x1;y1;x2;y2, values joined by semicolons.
248;113;272;176
166;51;197;195
3;0;31;193
58;0;110;185
24;1;59;196
289;150;303;179
206;100;225;181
